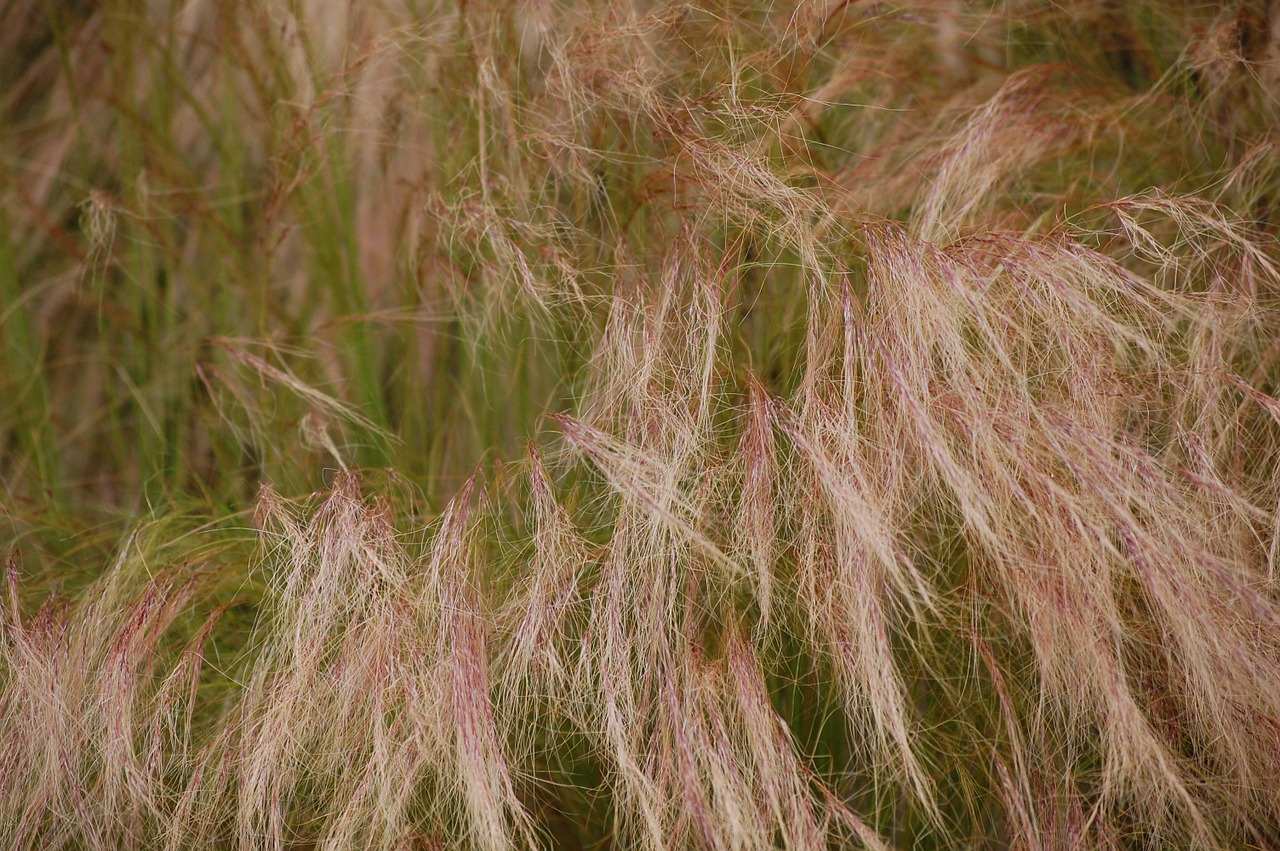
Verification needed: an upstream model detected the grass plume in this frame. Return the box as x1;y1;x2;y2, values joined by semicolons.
5;1;1280;847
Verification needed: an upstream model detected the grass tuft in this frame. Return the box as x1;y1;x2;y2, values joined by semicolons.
6;1;1280;847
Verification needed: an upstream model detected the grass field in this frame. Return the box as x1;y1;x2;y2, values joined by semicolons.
5;1;1280;847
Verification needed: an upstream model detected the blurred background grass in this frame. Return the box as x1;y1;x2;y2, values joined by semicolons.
9;0;1270;525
